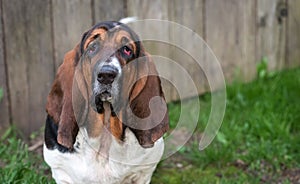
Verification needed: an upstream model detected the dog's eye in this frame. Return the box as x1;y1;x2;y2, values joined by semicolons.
87;42;99;57
122;46;132;57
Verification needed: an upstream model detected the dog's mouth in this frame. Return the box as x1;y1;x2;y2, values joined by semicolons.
99;91;112;102
93;87;113;113
96;84;113;102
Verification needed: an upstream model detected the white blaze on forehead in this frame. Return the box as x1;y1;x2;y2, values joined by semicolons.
110;56;122;104
110;56;122;74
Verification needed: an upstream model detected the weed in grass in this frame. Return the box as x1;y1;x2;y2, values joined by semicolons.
0;88;3;101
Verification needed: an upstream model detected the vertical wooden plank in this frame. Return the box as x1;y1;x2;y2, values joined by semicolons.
169;0;206;98
205;0;256;83
0;0;11;132
93;0;125;22
127;0;169;19
257;0;287;71
287;0;300;67
169;0;203;34
3;0;54;136
27;1;54;135
126;0;174;101
52;0;92;69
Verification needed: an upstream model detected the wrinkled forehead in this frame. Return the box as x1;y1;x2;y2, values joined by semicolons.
81;22;138;52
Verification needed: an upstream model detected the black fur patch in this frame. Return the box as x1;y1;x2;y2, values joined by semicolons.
44;115;75;153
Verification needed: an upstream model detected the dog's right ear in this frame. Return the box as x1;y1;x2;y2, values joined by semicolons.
46;45;80;149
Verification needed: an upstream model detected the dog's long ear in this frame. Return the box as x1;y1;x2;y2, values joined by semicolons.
123;48;169;148
46;45;80;149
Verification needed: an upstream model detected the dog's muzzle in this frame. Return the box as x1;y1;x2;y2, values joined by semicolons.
92;56;122;113
96;65;118;102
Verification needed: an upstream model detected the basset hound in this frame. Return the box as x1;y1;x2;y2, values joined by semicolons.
43;21;169;184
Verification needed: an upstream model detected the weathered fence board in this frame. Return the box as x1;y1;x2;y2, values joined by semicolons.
52;0;92;69
287;0;300;67
0;0;299;137
170;0;203;33
256;0;287;71
93;0;126;23
0;0;10;132
205;0;256;83
168;0;206;99
127;0;174;101
127;0;169;19
2;0;54;136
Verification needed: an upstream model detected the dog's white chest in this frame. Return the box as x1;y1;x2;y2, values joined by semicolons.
43;128;164;184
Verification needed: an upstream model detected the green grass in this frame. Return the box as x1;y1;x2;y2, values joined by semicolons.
152;67;300;183
1;67;300;183
0;88;3;100
0;127;54;184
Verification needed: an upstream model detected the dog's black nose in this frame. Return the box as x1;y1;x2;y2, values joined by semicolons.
97;65;118;84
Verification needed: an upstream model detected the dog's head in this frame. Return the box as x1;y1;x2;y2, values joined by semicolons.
79;22;142;112
46;21;169;149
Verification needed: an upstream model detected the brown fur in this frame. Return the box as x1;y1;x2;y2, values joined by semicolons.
122;54;169;148
83;29;107;49
46;45;79;149
110;115;123;141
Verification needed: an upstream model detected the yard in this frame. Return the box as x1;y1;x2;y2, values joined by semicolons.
1;67;300;183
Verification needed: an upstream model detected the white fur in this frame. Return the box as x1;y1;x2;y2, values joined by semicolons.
43;128;164;184
110;56;122;104
110;56;122;75
119;17;137;24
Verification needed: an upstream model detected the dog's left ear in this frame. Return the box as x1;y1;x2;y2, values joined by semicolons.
122;47;169;148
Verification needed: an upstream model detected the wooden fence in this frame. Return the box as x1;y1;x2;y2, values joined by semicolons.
0;0;299;137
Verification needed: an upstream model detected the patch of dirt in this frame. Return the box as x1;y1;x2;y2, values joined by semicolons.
232;158;300;183
0;160;6;168
28;133;44;156
160;128;202;170
281;168;300;184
